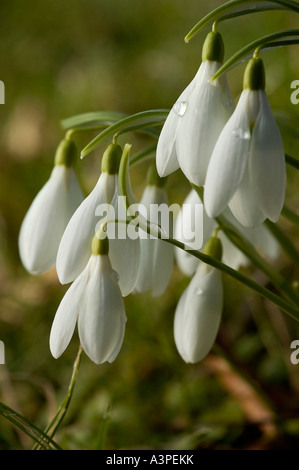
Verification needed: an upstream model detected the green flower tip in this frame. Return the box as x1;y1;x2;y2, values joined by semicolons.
202;236;222;262
202;31;224;64
92;232;109;256
101;143;122;175
54;138;78;167
243;57;265;91
146;163;167;187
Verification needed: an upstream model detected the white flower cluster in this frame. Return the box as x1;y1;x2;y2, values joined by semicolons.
18;30;285;366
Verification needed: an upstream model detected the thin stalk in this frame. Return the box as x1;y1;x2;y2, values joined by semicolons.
80;110;169;159
184;1;299;43
191;185;299;306
264;220;299;265
34;345;83;449
212;29;299;81
282;205;299;226
285;154;299;170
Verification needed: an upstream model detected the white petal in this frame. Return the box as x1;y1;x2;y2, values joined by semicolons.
156;78;195;177
174;264;223;363
56;172;116;284
249;91;286;222
174;189;215;276
228;163;266;227
218;231;249;270
108;190;141;296
204;90;252;218
78;255;126;364
134;185;174;296
49;260;90;358
18;166;83;275
176;61;233;186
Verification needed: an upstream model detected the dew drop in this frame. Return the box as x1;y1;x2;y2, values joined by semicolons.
232;128;250;140
172;101;188;117
196;288;203;295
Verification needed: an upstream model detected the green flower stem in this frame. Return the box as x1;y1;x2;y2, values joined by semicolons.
184;1;299;43
211;29;299;81
281;205;299;226
217;219;299;306
192;185;299;304
34;345;83;449
285;154;299;170
118;145;299;321
264;220;299;265
80;110;169;159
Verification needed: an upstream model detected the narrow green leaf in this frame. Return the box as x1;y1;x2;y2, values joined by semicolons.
61;111;127;130
184;1;299;43
211;29;299;81
80;110;169;158
0;402;62;450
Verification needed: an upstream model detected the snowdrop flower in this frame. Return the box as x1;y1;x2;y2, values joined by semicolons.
134;164;174;297
156;31;233;186
175;189;280;277
174;236;223;364
56;143;140;296
18;139;84;275
204;56;286;227
50;234;126;364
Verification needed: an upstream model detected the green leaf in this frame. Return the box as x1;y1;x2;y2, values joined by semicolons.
184;1;299;43
0;402;62;450
80;110;169;158
61;111;127;130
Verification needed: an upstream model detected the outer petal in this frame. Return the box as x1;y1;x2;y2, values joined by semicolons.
174;264;223;363
108;189;141;296
249;91;286;222
78;255;126;364
134;186;174;296
156;78;195;177
18;166;83;275
176;61;233;186
56;172;116;284
228;162;266;227
175;189;215;276
204;90;252;218
49;259;90;358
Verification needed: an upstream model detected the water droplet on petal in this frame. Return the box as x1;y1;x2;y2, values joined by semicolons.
232;128;250;140
172;101;188;117
196;288;203;295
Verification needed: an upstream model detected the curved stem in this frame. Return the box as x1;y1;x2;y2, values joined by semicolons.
80;110;169;159
34;345;83;449
184;1;299;43
211;29;299;81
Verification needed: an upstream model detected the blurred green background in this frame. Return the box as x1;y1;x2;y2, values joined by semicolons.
0;0;299;450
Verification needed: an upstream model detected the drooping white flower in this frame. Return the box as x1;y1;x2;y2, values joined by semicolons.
156;31;233;186
18;139;84;275
174;237;223;364
204;57;286;227
56;143;140;296
50;235;126;365
175;189;280;277
134;165;174;297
